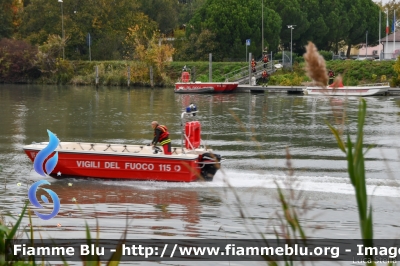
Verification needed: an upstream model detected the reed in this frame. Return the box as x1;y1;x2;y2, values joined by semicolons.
303;42;328;87
305;41;378;265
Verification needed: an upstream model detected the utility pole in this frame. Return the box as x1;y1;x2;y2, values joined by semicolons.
366;30;368;58
386;9;389;59
262;0;264;56
287;25;296;71
379;9;381;60
58;0;64;60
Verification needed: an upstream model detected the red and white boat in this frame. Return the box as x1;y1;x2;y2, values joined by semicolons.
23;106;222;182
303;82;390;96
175;67;238;93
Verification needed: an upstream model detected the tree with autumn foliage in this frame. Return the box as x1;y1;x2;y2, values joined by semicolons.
18;0;147;60
125;23;175;84
0;38;39;82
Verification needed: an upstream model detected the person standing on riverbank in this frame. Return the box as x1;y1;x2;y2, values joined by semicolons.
151;121;172;155
328;70;335;85
261;70;269;86
251;58;256;73
263;54;269;68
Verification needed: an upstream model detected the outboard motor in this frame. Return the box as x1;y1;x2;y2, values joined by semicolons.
199;152;222;181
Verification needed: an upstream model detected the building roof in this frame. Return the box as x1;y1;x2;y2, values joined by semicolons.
380;29;400;42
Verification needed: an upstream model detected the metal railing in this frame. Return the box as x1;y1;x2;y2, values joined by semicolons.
224;59;277;84
223;64;250;82
357;82;390;87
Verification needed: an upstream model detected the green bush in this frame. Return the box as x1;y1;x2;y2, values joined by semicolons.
319;50;334;61
294;55;304;63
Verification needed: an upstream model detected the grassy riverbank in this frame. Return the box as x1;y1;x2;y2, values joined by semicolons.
2;59;398;87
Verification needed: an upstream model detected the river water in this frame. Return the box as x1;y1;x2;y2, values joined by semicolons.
1;85;400;264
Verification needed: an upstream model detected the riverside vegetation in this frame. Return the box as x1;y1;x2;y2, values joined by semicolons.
1;36;400;87
0;56;399;88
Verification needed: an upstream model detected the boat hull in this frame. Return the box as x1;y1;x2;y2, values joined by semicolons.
23;142;219;182
303;85;389;96
174;87;214;93
175;82;238;93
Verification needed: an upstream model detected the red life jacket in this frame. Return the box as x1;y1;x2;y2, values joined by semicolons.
263;56;269;63
262;71;267;78
155;125;169;141
251;60;256;67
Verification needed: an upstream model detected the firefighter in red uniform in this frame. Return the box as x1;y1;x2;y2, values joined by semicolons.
263;54;269;68
251;58;256;73
328;70;335;85
261;70;269;85
151;121;172;155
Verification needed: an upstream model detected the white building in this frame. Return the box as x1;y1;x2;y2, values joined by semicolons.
380;30;400;59
357;43;383;58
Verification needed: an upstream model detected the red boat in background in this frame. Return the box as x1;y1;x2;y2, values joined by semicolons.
23;106;222;182
175;66;238;93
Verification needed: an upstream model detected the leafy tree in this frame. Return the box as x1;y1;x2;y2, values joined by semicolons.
296;0;328;53
317;0;351;54
123;13;159;59
14;0;389;62
138;0;179;34
35;34;73;83
0;0;14;38
267;0;309;52
185;0;281;60
177;0;206;25
65;0;143;60
343;0;379;57
35;34;65;73
381;0;400;29
175;29;218;61
19;0;148;60
125;25;175;83
262;7;282;54
17;0;61;45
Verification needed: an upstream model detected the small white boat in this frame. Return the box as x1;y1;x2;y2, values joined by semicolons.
303;82;390;96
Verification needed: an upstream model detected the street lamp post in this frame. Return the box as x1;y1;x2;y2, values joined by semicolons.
287;25;296;71
58;0;64;60
365;30;368;58
261;0;263;56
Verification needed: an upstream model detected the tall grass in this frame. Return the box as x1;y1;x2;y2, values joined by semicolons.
304;41;382;265
0;202;31;265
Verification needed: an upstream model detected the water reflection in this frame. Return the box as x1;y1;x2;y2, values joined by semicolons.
48;180;223;237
